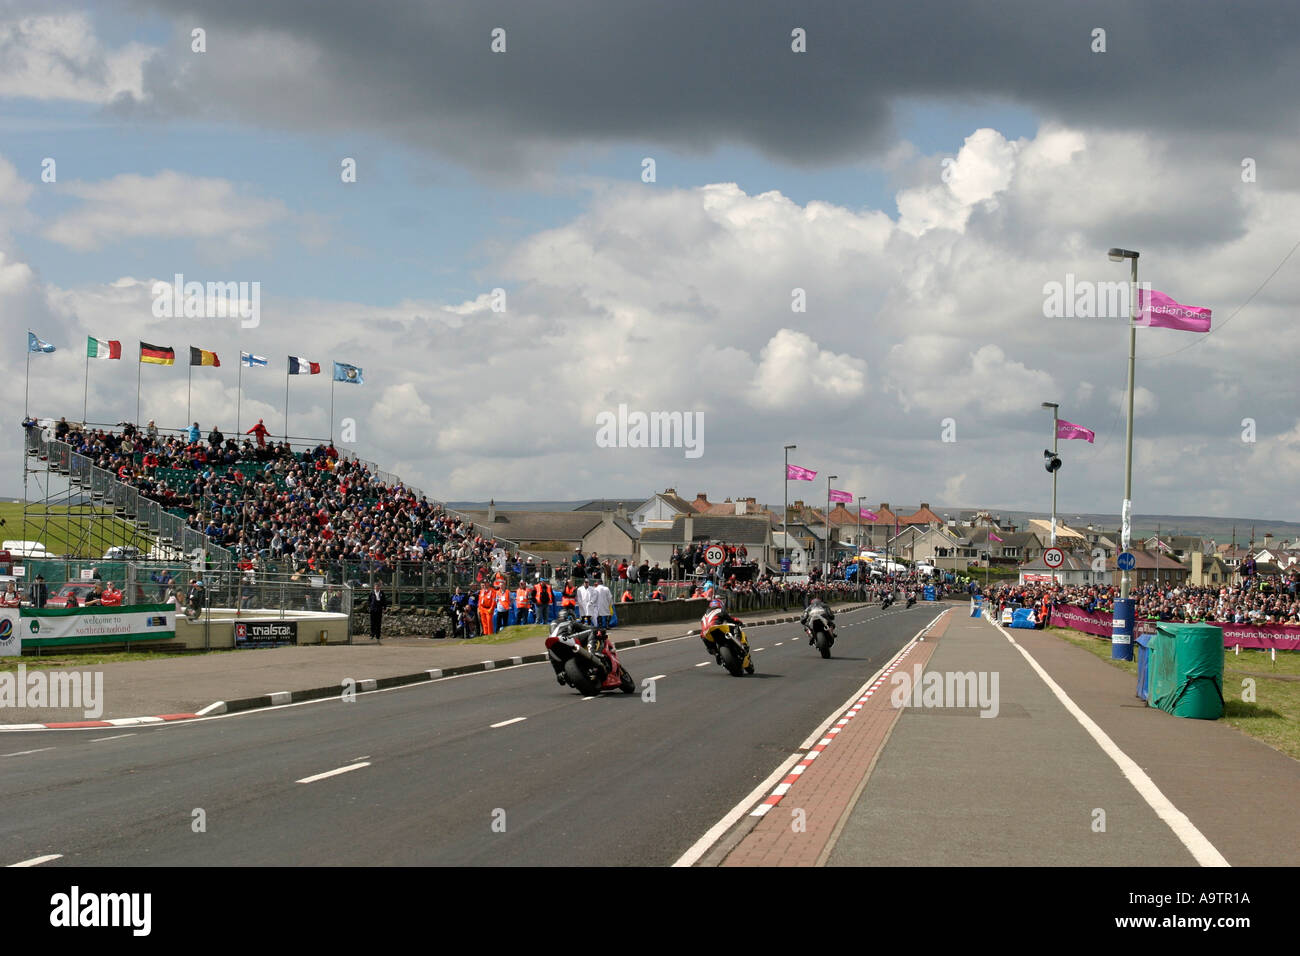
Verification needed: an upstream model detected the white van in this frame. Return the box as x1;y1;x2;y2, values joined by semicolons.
2;540;51;559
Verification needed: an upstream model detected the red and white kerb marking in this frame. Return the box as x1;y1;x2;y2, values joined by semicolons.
749;643;920;818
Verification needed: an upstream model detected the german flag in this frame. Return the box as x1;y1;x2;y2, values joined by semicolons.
139;342;175;365
189;346;221;367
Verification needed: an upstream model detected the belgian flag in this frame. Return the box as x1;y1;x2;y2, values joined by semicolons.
139;342;175;365
189;346;221;367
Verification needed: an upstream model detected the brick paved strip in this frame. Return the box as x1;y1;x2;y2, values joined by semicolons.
721;611;950;867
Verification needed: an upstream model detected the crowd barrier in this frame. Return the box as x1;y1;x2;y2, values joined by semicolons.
1049;602;1300;651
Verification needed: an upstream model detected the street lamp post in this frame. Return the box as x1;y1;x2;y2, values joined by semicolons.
783;444;796;579
824;474;837;580
1109;246;1140;660
1042;402;1059;547
857;495;866;597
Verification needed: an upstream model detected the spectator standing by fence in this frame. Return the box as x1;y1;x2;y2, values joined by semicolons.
368;582;387;642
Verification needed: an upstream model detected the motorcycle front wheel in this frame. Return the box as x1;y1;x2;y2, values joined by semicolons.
815;629;831;659
619;667;636;694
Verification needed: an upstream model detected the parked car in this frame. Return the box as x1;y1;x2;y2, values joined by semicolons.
2;540;51;559
103;546;143;560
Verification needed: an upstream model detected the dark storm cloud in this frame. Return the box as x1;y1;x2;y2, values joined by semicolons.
124;0;1300;171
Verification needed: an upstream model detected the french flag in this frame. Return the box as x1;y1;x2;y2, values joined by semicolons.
288;356;321;375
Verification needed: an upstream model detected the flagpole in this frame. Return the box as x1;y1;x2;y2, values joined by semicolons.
136;343;142;425
330;376;335;444
284;362;290;443
187;357;193;426
24;336;31;419
83;346;90;426
236;358;243;437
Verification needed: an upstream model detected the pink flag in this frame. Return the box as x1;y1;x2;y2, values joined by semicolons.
1137;289;1211;332
989;532;1004;543
1056;420;1095;443
859;509;879;521
786;464;817;481
829;490;853;503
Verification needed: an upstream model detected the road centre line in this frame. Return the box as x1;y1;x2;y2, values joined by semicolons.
296;761;371;784
490;717;527;728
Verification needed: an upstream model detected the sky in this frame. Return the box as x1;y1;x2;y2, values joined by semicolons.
3;0;1300;524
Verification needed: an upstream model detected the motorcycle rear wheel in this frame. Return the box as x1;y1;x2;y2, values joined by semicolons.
718;644;745;677
815;629;831;659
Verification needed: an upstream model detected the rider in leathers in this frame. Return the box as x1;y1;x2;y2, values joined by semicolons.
801;597;836;644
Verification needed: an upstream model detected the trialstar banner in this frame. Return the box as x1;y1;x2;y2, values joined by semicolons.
20;606;175;645
0;608;20;656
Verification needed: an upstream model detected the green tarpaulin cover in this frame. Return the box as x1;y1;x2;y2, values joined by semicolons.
1149;623;1224;720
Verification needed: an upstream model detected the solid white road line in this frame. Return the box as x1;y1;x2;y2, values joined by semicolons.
672;752;804;868
296;761;371;784
8;854;62;867
2;748;54;757
988;618;1230;867
90;734;136;742
694;661;710;667
646;675;667;681
490;717;527;728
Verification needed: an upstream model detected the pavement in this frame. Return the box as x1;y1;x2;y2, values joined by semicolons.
0;602;878;727
714;606;1300;867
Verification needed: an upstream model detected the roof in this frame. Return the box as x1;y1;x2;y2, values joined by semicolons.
970;530;1041;548
461;510;639;544
573;498;643;513
898;503;944;526
1106;549;1187;571
639;514;772;546
1025;519;1086;540
655;491;697;515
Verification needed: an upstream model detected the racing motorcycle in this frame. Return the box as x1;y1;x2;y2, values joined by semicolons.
803;604;836;659
545;614;635;696
880;588;895;611
906;591;917;609
700;606;754;676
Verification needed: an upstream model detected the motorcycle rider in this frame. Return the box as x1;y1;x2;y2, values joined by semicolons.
801;596;836;644
700;596;744;660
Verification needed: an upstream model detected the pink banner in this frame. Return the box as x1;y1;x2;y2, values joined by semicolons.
859;509;878;521
829;489;853;503
989;532;1003;542
1056;420;1095;443
1137;289;1212;333
1051;604;1300;650
786;464;817;481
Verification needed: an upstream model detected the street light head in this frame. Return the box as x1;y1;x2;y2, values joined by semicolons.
1041;402;1058;410
784;444;797;450
1108;247;1139;261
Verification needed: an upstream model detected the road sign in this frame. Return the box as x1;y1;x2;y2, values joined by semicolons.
704;545;726;566
1043;547;1064;569
1117;551;1136;571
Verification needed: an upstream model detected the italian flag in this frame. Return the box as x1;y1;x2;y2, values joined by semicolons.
86;336;122;360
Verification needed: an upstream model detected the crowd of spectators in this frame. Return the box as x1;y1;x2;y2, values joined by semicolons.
33;418;519;583
981;570;1300;625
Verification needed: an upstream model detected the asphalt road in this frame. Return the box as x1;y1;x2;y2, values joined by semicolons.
0;602;937;866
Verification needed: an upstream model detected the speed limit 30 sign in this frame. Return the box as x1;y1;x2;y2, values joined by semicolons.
1043;547;1064;569
704;545;726;566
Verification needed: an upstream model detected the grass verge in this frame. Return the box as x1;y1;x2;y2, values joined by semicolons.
1048;627;1300;762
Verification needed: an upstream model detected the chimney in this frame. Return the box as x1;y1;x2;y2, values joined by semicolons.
488;498;496;523
602;509;614;528
664;488;675;495
683;514;694;542
616;502;627;519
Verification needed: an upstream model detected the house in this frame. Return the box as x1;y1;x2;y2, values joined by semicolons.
1108;549;1189;587
621;488;696;532
1019;550;1110;586
461;503;640;564
1188;552;1233;586
967;529;1045;565
889;525;974;570
770;531;811;573
1024;519;1088;545
638;514;774;569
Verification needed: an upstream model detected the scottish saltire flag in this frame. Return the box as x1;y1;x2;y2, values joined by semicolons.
1137;289;1212;332
859;509;879;521
332;361;363;385
1056;420;1095;443
86;336;121;359
241;352;268;368
829;489;853;503
786;464;817;481
27;331;55;353
288;356;321;374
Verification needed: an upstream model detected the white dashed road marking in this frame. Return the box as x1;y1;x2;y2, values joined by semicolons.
296;762;371;784
490;717;527;728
